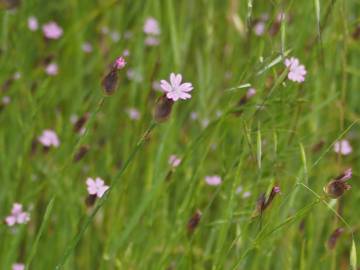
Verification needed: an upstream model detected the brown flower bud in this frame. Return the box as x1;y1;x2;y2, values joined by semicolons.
73;112;90;133
101;69;118;96
85;194;97;207
324;169;352;199
73;145;90;162
253;186;281;217
153;94;174;123
187;209;202;234
327;227;344;250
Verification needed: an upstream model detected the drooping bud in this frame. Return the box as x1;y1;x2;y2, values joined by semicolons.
187;209;202;234
73;112;90;133
324;169;352;199
252;185;281;217
327;227;344;250
153;94;174;123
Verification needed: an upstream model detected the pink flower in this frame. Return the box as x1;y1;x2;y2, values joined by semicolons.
38;129;60;148
86;177;109;198
284;57;307;83
169;155;181;168
12;263;25;270
2;96;11;105
123;49;130;57
110;31;121;42
28;16;38;31
242;191;251;198
82;42;93;53
113;56;126;70
160;73;194;101
144;17;161;35
145;36;160;46
254;21;266;36
334;140;352;155
246;88;256;99
126;108;141;120
5;203;30;227
205;175;222;186
45;62;58;76
42;22;63;39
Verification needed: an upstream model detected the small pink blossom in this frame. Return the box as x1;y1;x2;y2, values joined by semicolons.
144;17;161;35
86;177;109;198
254;21;266;36
113;56;126;70
190;112;198;121
82;42;93;53
126;108;141;120
246;88;256;99
42;22;63;39
160;73;194;101
123;49;130;57
2;96;11;105
273;186;281;193
205;175;222;186
12;263;25;270
284;57;307;83
45;62;58;76
27;16;38;31
110;31;121;42
145;36;160;46
334;140;352;155
38;129;60;148
169;155;181;168
5;203;30;227
242;191;251;198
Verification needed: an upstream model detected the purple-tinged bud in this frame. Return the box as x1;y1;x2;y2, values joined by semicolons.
153;94;174;123
327;227;344;250
85;194;97;207
324;169;352;199
73;145;90;162
101;69;118;96
187;209;202;234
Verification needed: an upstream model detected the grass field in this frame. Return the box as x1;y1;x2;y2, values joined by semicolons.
0;0;360;269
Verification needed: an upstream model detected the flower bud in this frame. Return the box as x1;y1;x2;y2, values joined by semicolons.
187;209;202;234
73;145;90;162
85;194;97;207
101;69;118;96
153;94;174;123
73;112;90;133
327;227;344;250
324;169;352;199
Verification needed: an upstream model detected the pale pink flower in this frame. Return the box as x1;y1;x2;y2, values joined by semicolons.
126;69;143;82
13;72;21;80
246;88;256;99
82;42;93;53
242;191;251;198
160;73;194;101
86;177;109;198
190;112;198;121
144;17;161;35
236;186;243;194
205;175;222;186
2;96;11;105
110;31;120;42
5;203;30;227
145;36;160;46
12;263;25;270
254;21;266;36
38;129;60;148
123;49;130;57
126;108;141;120
284;57;307;83
27;16;38;31
45;62;58;76
334;140;352;155
113;56;126;70
42;22;63;39
169;155;181;168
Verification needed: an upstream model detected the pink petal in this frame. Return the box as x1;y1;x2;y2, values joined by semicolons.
170;73;177;86
179;83;193;92
5;216;16;226
160;80;172;92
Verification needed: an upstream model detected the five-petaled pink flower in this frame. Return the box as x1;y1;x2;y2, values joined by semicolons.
284;57;307;83
42;22;63;39
144;17;161;35
5;203;30;227
86;177;109;198
160;73;194;101
114;56;126;70
28;16;38;31
38;129;60;148
205;175;222;186
12;263;25;270
45;62;58;76
334;140;352;155
169;155;181;168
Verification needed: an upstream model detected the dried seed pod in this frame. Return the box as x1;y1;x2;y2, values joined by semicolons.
101;69;118;96
327;227;344;250
153;94;174;123
73;145;90;162
73;112;90;133
187;209;202;234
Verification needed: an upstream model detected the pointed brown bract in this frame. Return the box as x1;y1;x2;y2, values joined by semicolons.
153;94;174;123
187;209;202;234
